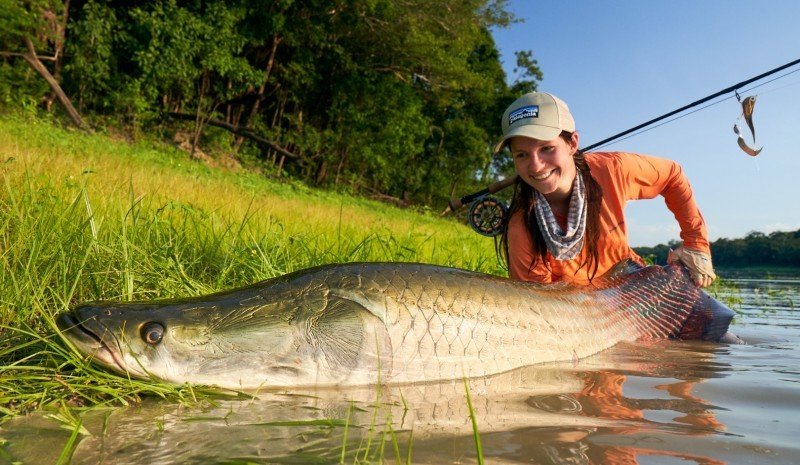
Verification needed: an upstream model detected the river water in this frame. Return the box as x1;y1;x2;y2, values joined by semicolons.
2;274;798;464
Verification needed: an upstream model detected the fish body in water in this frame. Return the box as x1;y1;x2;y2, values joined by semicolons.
56;262;730;389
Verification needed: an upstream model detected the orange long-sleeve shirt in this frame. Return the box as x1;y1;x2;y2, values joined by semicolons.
508;152;710;284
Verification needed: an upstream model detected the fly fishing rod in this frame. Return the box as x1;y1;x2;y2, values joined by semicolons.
446;56;800;237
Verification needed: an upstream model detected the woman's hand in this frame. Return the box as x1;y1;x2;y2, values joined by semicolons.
667;247;717;288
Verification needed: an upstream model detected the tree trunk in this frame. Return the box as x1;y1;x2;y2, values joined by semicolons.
272;93;287;130
21;37;85;129
233;34;282;153
335;147;349;186
225;79;233;122
42;0;70;112
314;157;328;185
190;73;209;159
277;155;286;175
168;112;300;160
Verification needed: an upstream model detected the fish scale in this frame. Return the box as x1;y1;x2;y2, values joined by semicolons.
57;261;726;389
324;264;671;383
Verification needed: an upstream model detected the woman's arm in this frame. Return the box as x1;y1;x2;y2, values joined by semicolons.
620;153;710;254
617;153;715;286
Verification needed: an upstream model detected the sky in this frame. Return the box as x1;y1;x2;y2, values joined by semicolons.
490;0;800;247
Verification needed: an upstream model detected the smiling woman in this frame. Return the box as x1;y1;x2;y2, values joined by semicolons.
497;93;712;285
495;92;740;343
493;1;800;248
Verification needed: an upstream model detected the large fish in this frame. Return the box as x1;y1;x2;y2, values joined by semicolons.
56;261;733;390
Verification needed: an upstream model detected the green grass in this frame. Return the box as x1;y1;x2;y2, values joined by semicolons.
0;113;502;422
464;378;485;465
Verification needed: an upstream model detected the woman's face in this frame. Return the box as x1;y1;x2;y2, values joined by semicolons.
510;132;579;199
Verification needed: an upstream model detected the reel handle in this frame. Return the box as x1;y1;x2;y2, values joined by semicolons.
447;176;517;211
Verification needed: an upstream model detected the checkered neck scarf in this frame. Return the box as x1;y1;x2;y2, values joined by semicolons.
533;172;587;260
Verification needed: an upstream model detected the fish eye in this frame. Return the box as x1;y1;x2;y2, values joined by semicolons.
140;322;165;345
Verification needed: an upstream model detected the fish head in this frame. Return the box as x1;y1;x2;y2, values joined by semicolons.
56;283;392;388
56;299;220;382
56;296;302;386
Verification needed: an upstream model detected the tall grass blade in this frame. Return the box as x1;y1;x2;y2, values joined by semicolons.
55;419;84;465
463;377;485;465
339;401;353;465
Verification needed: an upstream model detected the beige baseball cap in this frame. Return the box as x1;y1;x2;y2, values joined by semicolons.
494;92;575;153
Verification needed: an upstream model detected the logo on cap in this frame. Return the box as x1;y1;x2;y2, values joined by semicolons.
508;105;539;125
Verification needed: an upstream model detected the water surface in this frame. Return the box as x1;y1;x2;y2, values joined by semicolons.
2;274;798;464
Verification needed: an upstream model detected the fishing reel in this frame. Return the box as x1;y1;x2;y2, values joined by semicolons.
443;176;515;237
467;196;508;237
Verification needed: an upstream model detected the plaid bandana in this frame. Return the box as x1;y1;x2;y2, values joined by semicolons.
533;172;587;260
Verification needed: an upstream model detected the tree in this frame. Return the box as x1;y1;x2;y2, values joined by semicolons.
636;229;800;267
3;0;544;212
510;50;543;94
0;0;85;127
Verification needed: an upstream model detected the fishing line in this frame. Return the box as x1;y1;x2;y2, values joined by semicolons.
751;76;800;96
580;57;800;152
586;66;800;151
588;95;736;150
738;66;800;95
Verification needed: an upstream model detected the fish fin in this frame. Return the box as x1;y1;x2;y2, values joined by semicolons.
309;296;392;375
598;259;643;282
676;291;735;342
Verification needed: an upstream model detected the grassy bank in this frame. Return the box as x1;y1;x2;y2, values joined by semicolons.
0;114;501;418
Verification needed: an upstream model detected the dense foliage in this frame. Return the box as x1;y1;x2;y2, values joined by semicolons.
1;0;538;207
633;229;800;268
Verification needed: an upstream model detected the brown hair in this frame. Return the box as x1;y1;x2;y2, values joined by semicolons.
498;131;604;281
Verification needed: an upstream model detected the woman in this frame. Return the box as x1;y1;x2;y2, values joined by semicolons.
496;92;742;343
496;92;716;288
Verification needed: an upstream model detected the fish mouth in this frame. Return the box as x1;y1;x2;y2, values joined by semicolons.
56;311;128;373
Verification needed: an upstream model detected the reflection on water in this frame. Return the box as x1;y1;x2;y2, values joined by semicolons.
2;275;799;464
